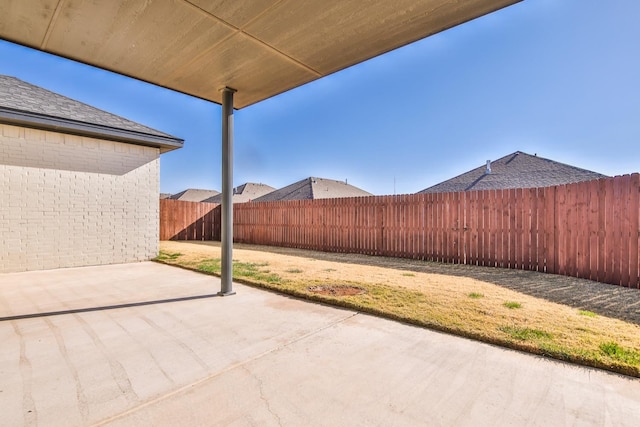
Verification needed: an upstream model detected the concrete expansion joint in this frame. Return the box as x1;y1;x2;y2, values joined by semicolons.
91;311;359;426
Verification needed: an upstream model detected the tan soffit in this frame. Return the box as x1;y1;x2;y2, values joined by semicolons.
0;0;521;109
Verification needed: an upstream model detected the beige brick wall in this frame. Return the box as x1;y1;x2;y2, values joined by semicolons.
0;123;160;273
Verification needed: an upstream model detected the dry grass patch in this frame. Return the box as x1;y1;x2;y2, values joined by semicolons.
157;241;640;377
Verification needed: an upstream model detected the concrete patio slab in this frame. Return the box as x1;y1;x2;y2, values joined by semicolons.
0;262;638;426
0;262;219;319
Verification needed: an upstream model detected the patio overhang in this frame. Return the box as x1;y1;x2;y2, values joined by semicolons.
0;0;520;109
0;0;521;294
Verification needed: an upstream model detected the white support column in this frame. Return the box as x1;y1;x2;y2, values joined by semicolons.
219;87;236;296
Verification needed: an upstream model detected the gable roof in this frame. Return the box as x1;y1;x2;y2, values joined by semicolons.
203;183;275;204
170;188;220;202
418;151;607;194
0;75;183;152
253;177;373;202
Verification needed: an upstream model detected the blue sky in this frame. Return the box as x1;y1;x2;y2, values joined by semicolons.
1;0;639;196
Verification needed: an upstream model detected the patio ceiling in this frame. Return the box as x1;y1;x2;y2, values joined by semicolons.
0;0;520;109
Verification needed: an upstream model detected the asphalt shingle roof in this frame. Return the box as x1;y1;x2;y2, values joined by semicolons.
418;151;607;194
203;183;275;204
169;189;221;202
253;177;372;202
0;75;182;151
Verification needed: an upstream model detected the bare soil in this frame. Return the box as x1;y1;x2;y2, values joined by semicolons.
307;285;366;296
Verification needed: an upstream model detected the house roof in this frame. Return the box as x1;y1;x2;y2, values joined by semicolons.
0;1;520;109
418;151;608;193
254;177;372;202
0;75;183;152
169;188;221;202
203;183;275;204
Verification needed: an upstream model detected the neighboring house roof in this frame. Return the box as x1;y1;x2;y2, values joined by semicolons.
203;183;275;204
418;151;607;194
253;177;373;202
0;75;183;152
170;189;220;202
159;193;172;199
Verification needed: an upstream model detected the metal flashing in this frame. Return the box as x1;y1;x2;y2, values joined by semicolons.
0;106;183;153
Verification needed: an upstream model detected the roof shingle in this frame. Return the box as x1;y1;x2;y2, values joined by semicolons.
203;183;275;204
418;151;607;194
254;177;372;202
169;189;221;202
0;75;182;151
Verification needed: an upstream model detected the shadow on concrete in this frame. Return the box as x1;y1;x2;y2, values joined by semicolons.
0;293;218;322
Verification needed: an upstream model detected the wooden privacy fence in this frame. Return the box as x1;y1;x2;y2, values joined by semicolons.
159;199;220;241
160;174;640;288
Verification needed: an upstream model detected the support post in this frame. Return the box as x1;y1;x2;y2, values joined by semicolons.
219;87;236;296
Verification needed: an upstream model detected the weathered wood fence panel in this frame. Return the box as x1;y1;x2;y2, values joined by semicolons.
159;199;219;241
160;174;640;288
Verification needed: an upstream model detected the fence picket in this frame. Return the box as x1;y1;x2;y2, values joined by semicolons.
160;175;640;289
621;175;632;286
630;174;640;288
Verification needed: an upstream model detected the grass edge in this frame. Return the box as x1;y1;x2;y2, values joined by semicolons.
153;258;640;379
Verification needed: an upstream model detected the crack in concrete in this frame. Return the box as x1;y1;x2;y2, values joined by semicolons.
12;321;38;427
73;313;140;405
140;314;210;372
242;365;283;426
45;317;90;424
91;311;360;426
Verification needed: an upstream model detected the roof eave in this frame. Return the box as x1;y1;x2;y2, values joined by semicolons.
0;106;184;153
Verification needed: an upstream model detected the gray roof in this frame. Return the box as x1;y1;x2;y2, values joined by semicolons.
0;75;183;152
170;189;220;202
254;177;373;202
203;183;275;204
418;151;607;194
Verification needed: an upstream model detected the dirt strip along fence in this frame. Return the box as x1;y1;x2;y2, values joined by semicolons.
160;174;640;288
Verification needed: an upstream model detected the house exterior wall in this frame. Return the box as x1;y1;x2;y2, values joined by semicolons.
0;123;159;273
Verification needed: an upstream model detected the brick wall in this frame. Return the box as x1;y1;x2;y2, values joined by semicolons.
0;123;159;273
